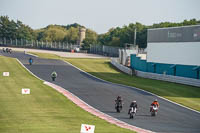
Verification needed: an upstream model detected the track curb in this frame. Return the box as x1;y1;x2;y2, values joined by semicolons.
44;81;154;133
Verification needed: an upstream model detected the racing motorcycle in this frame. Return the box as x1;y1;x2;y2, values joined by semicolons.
150;105;158;116
129;107;137;119
115;100;122;113
29;58;33;65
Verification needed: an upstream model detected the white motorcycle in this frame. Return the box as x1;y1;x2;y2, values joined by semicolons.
150;105;158;116
129;107;137;119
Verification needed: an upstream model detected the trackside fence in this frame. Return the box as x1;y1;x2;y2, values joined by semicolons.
90;45;120;57
0;38;78;51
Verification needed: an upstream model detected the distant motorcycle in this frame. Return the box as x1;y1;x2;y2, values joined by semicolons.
29;58;33;65
2;48;5;52
150;105;158;116
115;101;122;113
129;107;137;119
5;48;12;54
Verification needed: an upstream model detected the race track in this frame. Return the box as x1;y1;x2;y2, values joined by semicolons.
1;51;200;133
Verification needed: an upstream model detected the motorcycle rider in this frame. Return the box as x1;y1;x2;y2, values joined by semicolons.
51;71;57;81
115;96;122;103
150;99;159;112
128;101;138;114
115;96;123;111
29;57;33;65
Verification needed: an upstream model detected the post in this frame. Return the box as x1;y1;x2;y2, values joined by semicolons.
37;40;38;48
25;40;28;46
59;42;60;49
46;40;48;48
174;66;176;76
16;38;17;46
134;28;137;45
32;40;33;47
152;64;156;73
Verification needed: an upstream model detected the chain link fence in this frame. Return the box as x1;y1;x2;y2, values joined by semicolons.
90;45;120;57
0;38;78;51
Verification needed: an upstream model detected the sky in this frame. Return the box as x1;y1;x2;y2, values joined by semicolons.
0;0;200;34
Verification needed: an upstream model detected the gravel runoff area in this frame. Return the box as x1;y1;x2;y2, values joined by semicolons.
0;47;108;58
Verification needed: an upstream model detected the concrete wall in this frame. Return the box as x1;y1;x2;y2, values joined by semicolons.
135;70;200;87
111;57;200;87
111;58;132;75
131;54;199;79
119;48;138;66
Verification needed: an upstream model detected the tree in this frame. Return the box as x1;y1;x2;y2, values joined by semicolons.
97;19;199;48
16;20;36;40
64;27;79;43
82;29;97;49
41;25;67;42
0;16;17;39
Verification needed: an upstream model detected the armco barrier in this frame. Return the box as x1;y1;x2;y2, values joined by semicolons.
135;70;200;87
111;58;132;75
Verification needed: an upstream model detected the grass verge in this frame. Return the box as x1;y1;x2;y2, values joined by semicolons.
29;52;200;111
0;56;136;133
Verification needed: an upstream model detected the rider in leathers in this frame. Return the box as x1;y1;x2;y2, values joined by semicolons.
128;101;138;114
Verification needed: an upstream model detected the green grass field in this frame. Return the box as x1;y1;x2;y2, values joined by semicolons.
29;52;200;112
0;56;136;133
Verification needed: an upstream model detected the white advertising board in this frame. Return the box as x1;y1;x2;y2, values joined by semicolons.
22;88;30;94
3;72;9;76
80;124;95;133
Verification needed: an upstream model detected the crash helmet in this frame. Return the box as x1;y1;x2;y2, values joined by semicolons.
117;95;121;99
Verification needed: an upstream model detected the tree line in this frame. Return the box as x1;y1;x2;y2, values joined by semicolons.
98;19;200;48
0;15;199;49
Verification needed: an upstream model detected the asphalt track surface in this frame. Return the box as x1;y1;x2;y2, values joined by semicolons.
1;51;200;133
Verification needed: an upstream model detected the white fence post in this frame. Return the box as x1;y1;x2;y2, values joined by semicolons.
16;38;17;46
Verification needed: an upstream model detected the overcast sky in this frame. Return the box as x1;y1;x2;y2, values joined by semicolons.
0;0;200;34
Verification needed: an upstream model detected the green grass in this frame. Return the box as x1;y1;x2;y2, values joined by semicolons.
0;56;136;133
28;52;200;111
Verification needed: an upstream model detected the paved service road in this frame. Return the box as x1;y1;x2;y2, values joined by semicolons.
1;51;200;133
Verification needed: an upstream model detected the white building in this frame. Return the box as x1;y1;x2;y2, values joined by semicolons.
147;25;200;66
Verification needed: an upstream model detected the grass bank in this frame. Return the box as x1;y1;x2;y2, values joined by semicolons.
0;56;135;133
29;52;200;111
